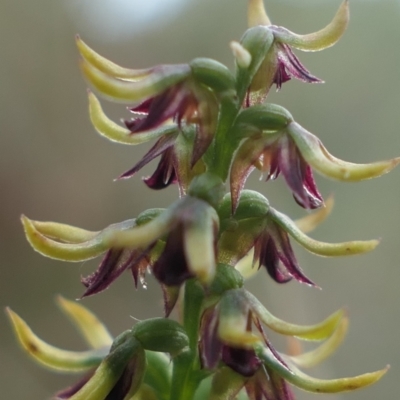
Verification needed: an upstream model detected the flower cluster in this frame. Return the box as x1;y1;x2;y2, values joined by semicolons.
8;1;398;399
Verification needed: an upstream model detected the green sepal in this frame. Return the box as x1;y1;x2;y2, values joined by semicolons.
235;103;293;134
236;26;274;101
133;318;189;357
209;264;244;297
218;191;269;265
190;58;236;94
218;190;269;221
208;366;246;400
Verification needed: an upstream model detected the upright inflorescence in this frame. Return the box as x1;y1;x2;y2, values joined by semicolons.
8;1;398;399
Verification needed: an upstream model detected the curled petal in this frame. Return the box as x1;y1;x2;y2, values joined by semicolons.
25;220;98;243
288;122;400;181
105;205;177;249
295;195;334;234
6;308;106;372
270;208;379;257
245;290;344;341
255;343;389;393
56;296;113;349
289;315;348;369
272;0;349;52
76;36;152;80
248;0;271;27
21;215;136;262
80;58;190;104
88;91;176;145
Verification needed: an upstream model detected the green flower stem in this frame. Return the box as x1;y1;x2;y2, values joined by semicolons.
169;279;206;400
183;279;205;351
208;95;240;182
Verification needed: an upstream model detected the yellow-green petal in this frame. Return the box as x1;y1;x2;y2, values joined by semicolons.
289;315;348;368
56;296;113;349
27;220;98;243
256;344;389;393
105;202;181;249
285;362;389;393
246;291;344;341
80;59;190;104
248;0;271;27
6;308;106;372
21;215;136;262
76;36;152;81
288;122;400;181
235;248;258;280
295;195;334;234
184;209;218;285
88;91;176;145
270;208;379;257
273;1;349;52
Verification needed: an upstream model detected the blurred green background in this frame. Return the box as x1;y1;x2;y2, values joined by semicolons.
1;0;400;398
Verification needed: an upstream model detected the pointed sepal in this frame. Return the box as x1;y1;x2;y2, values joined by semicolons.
6;308;107;372
56;296;113;349
270;208;379;257
272;1;350;52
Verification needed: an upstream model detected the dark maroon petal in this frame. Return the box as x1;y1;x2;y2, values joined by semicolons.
118;134;177;179
143;147;178;190
81;249;150;297
81;249;125;297
273;60;292;91
278;137;323;210
161;284;181;317
199;307;222;370
130;255;149;289
129;85;189;133
258;236;292;284
152;224;194;287
264;145;281;181
269;223;315;286
129;98;154;114
277;43;323;84
55;371;94;399
222;345;261;377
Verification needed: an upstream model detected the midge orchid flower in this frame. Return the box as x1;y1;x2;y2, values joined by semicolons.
8;0;400;399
